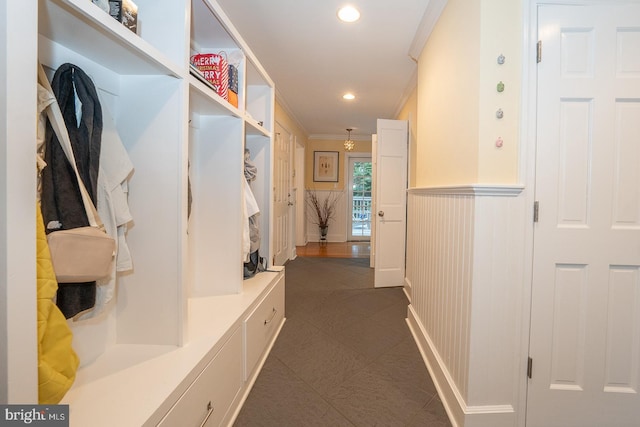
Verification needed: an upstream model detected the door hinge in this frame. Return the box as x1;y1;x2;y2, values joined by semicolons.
536;40;542;63
533;201;539;223
527;357;533;379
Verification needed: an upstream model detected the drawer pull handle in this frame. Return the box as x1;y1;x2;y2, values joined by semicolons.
264;308;277;325
200;401;214;427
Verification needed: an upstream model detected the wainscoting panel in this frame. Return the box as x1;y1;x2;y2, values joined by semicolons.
305;190;348;242
406;185;525;427
407;192;474;400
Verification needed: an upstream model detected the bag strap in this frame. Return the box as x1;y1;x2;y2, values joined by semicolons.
38;63;105;231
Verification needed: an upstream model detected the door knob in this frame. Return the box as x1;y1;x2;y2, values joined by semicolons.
378;211;384;217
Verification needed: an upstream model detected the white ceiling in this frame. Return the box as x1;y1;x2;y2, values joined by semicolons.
215;0;431;139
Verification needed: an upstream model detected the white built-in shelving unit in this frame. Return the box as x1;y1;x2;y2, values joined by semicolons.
1;0;283;425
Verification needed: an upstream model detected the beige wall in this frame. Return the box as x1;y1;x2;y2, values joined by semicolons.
304;138;372;191
414;0;522;187
478;0;522;183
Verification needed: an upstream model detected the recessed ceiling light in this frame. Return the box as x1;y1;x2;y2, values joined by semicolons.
343;93;355;100
337;6;360;23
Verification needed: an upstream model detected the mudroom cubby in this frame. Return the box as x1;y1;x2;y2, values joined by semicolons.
38;0;189;350
187;112;244;297
2;0;283;424
245;60;274;133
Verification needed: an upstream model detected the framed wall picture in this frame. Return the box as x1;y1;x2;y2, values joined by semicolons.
313;151;339;182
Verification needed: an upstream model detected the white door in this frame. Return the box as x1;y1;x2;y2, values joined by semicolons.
374;119;408;288
273;123;291;266
528;5;640;426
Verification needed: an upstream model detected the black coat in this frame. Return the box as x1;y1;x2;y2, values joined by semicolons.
40;63;103;319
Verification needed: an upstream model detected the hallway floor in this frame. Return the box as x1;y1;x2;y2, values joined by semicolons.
234;255;452;426
295;241;371;258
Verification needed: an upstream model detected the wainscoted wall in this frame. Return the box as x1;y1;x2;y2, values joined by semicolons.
406;185;526;427
305;189;348;242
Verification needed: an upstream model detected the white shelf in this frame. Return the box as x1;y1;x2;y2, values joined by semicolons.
39;0;182;76
246;116;272;137
189;71;241;117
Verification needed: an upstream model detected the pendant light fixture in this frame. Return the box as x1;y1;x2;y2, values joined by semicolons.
344;128;355;152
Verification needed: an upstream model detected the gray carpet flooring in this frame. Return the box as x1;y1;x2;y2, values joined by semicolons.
234;256;452;427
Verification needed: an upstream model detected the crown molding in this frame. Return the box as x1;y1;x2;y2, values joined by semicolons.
408;0;448;61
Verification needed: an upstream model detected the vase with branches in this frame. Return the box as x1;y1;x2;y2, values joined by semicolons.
306;189;342;241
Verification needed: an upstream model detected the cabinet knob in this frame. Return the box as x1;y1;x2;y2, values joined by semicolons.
378;211;384;217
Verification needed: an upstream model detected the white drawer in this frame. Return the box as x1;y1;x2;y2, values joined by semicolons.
158;327;243;427
244;275;285;379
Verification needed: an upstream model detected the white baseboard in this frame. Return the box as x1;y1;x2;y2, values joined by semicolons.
403;277;412;303
407;305;515;427
407;305;462;427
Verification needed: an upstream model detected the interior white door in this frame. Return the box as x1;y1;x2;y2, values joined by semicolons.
374;119;408;288
528;5;640;427
273;123;291;266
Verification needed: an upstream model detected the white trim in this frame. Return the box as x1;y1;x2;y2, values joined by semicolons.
408;0;449;61
517;2;539;426
403;277;412;303
409;184;524;197
407;305;462;427
466;405;515;415
408;306;516;427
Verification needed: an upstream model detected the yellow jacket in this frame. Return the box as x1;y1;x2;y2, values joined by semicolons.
37;205;79;404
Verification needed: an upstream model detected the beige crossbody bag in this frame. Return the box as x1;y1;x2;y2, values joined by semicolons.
38;63;116;283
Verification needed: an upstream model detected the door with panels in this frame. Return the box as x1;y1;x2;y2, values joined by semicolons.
528;4;640;426
272;122;291;266
374;119;408;288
